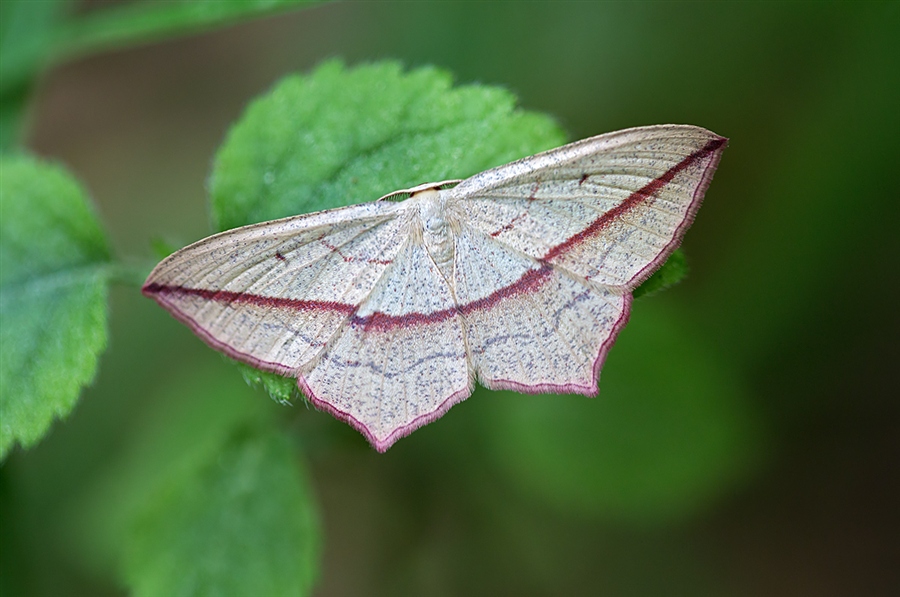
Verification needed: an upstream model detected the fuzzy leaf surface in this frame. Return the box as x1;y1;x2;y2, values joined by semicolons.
0;155;110;459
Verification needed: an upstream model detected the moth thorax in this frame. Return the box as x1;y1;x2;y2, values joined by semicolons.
417;190;455;265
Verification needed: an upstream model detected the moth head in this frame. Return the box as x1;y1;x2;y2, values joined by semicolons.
376;179;462;202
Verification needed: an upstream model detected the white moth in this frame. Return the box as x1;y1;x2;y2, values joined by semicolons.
144;125;726;451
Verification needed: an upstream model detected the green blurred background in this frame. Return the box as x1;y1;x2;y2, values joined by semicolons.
3;1;899;595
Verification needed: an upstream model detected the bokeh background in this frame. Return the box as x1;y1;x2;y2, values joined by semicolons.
3;2;899;595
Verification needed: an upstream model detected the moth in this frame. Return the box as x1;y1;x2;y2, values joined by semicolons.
144;125;726;451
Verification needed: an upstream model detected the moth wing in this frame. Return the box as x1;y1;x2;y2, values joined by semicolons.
447;125;726;289
301;237;472;452
452;224;628;395
143;202;407;375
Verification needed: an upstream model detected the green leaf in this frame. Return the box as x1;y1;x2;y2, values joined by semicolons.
633;248;688;299
209;59;565;398
483;301;762;524
0;0;66;94
0;155;111;460
75;362;320;596
210;59;566;230
55;0;323;59
0;0;67;149
125;430;319;597
236;362;300;405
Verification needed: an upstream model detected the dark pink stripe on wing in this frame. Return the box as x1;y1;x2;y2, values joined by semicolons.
542;137;725;261
143;283;358;315
458;265;551;316
143;265;555;333
350;265;553;331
